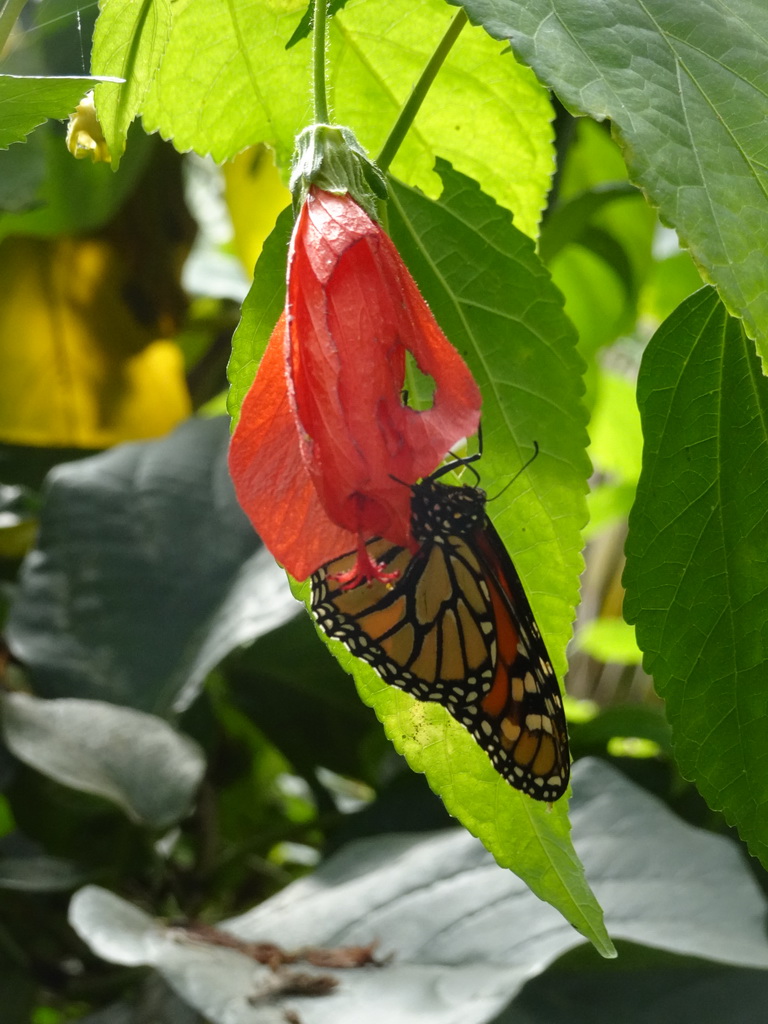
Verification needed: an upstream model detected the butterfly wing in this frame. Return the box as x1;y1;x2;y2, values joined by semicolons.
311;535;495;702
311;500;570;801
464;518;570;801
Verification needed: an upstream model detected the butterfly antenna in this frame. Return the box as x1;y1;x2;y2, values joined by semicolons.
488;441;540;502
390;424;484;486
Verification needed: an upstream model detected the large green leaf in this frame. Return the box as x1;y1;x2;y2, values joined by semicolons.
138;0;552;235
5;418;298;716
69;761;768;1022
388;162;589;682
302;162;599;947
624;288;768;866
92;0;173;169
330;0;553;237
454;0;768;362
140;0;309;167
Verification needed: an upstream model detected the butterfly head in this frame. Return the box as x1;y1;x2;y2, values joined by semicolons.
410;478;487;544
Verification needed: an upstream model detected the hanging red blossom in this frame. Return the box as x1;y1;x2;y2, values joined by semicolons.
229;187;481;582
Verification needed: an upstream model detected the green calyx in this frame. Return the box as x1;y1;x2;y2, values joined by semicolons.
290;124;388;220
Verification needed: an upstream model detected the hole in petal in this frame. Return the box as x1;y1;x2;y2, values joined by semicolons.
403;351;437;410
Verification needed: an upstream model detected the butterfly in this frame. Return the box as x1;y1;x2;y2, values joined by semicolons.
310;456;570;801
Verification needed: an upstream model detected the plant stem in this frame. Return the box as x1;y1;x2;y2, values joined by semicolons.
0;0;28;57
312;0;330;123
376;7;467;174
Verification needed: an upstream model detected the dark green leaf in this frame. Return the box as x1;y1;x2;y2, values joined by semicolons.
1;692;205;828
0;130;46;212
624;288;768;866
285;0;351;49
539;182;638;263
226;612;380;781
502;951;768;1024
454;0;768;360
0;121;153;241
0;847;86;893
5;418;298;715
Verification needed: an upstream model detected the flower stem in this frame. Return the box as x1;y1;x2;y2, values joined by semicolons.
313;0;330;124
376;7;468;174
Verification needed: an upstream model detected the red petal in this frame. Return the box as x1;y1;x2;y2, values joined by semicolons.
228;313;356;581
287;189;481;546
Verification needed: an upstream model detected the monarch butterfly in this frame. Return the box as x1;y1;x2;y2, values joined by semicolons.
310;456;570;801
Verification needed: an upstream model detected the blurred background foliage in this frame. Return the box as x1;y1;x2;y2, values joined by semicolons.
1;1;766;1022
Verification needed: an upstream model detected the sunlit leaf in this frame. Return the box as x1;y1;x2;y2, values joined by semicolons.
92;0;173;168
139;0;553;235
0;74;117;148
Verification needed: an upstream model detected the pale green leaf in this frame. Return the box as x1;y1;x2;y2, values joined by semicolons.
92;0;173;169
0;74;118;149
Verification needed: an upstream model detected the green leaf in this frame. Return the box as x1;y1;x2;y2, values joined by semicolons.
454;0;768;361
226;206;293;425
548;245;627;364
539;182;638;264
0;129;46;212
226;613;379;781
140;0;553;236
0;74;117;149
330;0;553;238
141;0;311;167
5;418;298;715
506;950;768;1024
306;162;601;948
574;618;643;667
389;162;589;681
1;692;205;828
589;367;643;484
92;0;173;170
624;288;768;866
70;760;768;1022
0;845;87;892
641;249;710;328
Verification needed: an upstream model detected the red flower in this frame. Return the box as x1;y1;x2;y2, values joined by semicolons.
229;188;481;582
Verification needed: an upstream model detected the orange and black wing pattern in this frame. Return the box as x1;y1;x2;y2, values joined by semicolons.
310;477;570;801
